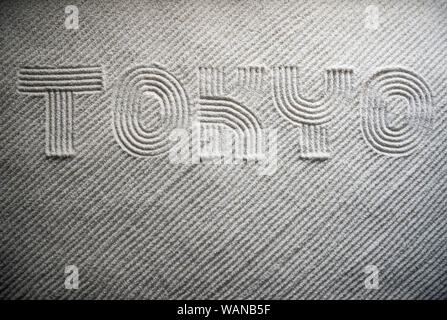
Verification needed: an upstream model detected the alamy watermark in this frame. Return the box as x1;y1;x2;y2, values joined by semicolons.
364;5;381;30
64;265;79;290
364;264;379;290
168;123;278;176
65;5;79;30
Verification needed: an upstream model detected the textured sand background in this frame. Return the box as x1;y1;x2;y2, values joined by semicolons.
0;0;446;299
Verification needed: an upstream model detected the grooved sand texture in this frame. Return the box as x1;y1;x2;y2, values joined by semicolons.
1;0;447;299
